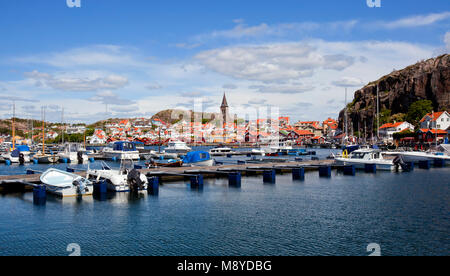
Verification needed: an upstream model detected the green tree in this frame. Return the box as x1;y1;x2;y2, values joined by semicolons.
406;100;433;127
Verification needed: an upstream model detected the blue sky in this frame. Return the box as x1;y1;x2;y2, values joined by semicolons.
0;0;449;123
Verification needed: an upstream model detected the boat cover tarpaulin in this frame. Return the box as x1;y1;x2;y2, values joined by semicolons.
183;151;211;163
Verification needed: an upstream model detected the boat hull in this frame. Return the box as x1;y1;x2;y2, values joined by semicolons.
335;158;397;171
104;151;140;160
184;159;214;167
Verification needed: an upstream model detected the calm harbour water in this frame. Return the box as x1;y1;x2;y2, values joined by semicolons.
0;161;448;256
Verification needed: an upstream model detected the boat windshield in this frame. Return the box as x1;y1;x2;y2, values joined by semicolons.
350;152;369;159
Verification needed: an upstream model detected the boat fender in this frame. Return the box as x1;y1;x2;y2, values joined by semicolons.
127;169;144;191
342;150;349;159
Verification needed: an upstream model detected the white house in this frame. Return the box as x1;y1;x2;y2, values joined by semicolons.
420;111;450;130
379;121;415;142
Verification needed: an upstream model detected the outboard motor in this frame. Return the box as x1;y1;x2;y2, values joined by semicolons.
127;169;144;192
393;155;408;171
77;151;84;164
19;153;25;165
73;178;87;195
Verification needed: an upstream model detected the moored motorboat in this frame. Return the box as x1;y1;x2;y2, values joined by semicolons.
384;150;450;163
209;146;233;156
34;153;60;164
165;140;191;154
182;151;214;167
40;168;93;197
103;141;140;160
2;145;31;164
57;143;88;163
87;160;148;192
146;159;183;168
335;148;401;171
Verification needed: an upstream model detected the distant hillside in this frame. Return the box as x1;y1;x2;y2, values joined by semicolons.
339;54;450;134
151;109;218;125
0;118;45;136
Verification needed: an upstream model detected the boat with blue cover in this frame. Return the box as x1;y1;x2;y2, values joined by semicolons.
182;151;214;167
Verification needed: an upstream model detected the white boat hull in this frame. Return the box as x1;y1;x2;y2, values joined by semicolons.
40;169;93;197
385;152;450;163
184;159;215;167
87;170;148;192
57;153;89;163
335;158;397;171
104;151;140;160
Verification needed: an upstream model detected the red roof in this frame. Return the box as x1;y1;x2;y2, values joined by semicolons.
420;112;445;123
419;129;447;134
293;130;314;136
379;122;405;129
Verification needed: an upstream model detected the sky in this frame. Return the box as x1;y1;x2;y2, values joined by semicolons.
0;0;449;124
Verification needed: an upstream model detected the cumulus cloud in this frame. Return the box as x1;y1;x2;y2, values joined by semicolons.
249;83;315;94
331;77;366;88
15;45;142;68
179;91;206;98
146;84;163;90
90;91;135;106
223;83;238;90
24;70;129;92
195;43;355;83
445;32;450;51
377;12;450;29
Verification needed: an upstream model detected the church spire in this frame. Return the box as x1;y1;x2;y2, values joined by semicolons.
221;93;229;108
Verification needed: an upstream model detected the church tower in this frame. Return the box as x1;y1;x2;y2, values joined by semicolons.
221;93;229;124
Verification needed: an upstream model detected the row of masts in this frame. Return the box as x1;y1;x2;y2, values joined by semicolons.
344;87;438;146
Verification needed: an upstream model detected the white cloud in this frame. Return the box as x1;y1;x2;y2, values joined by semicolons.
377;12;450;29
445;32;450;51
195;20;358;41
223;83;238;90
14;45;143;68
249;83;315;94
24;70;129;92
195;42;356;83
332;77;366;88
90;91;135;106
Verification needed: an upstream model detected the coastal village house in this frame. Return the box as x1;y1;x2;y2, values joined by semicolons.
419;111;450;130
379;121;415;142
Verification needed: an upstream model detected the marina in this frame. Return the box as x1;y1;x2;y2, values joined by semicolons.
1;0;449;258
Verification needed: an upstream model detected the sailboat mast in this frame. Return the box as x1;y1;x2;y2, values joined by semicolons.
42;107;45;154
376;87;380;142
61;106;64;144
12;101;15;150
344;87;348;145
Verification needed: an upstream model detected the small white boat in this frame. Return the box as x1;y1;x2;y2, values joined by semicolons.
335;148;400;171
57;143;88;163
87;160;148;192
251;148;266;156
103;141;140;160
34;153;60;164
384;150;450;163
209;146;233;156
2;145;31;163
40;168;93;197
165;140;191;154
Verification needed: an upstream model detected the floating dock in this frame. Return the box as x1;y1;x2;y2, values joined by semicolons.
0;159;333;191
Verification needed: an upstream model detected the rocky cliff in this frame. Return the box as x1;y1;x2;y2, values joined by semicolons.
339;54;450;135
